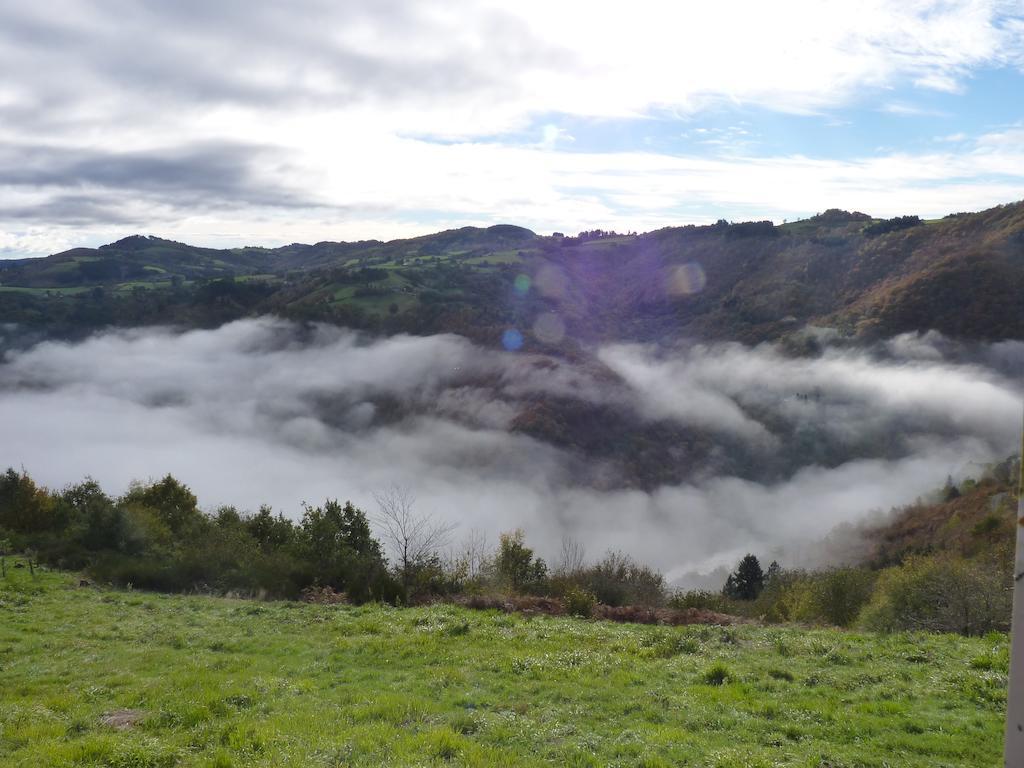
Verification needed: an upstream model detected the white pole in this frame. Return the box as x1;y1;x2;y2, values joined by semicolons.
1005;411;1024;767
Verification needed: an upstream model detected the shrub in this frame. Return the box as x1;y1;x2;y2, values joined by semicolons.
577;551;665;607
808;568;876;627
668;589;729;613
860;553;1010;635
496;529;548;594
702;663;732;685
564;587;596;618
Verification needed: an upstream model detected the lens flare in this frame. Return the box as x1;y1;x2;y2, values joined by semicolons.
513;274;531;295
535;264;569;299
532;312;566;344
502;328;524;351
667;262;707;296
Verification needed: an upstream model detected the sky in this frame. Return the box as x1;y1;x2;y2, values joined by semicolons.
1;0;1024;258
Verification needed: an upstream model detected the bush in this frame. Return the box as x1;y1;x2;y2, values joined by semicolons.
495;530;548;594
668;589;729;613
702;663;732;685
704;566;875;627
577;551;665;607
564;587;596;618
860;553;1010;635
808;568;876;627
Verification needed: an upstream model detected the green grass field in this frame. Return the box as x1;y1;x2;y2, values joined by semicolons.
0;567;1008;767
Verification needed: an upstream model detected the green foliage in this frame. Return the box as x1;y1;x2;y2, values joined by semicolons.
563;587;596;618
245;504;295;552
723;554;764;600
863;215;923;236
668;589;730;613
0;468;60;533
1;468;397;603
860;553;1011;635
973;514;1003;537
807;568;877;627
297;499;394;603
0;464;1014;643
123;474;200;534
496;529;547;593
702;662;732;685
678;566;878;629
575;551;666;607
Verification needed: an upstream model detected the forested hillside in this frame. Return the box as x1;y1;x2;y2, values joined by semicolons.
2;202;1022;346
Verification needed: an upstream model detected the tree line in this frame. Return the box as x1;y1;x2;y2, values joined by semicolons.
0;470;665;608
0;468;1014;635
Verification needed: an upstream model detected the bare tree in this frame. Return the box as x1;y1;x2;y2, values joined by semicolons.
373;485;455;592
459;528;492;581
557;536;586;576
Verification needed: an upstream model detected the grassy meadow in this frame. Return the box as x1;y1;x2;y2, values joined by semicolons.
0;566;1009;767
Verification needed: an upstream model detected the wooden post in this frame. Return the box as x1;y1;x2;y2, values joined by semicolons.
1005;409;1024;766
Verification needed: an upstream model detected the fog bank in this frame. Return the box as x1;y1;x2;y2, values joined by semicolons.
1;318;1019;577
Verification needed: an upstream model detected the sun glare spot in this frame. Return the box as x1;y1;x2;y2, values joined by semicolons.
514;274;531;295
501;328;524;351
532;312;566;344
535;264;569;299
668;262;707;295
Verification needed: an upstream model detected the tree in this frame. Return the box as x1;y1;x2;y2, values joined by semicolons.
454;528;491;582
373;486;454;595
0;468;59;533
61;478;122;553
214;506;242;527
723;554;765;600
300;499;390;601
246;505;295;552
124;475;200;534
556;536;585;577
496;529;547;592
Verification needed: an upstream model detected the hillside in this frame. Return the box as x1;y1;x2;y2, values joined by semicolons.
1;202;1022;345
0;567;1008;767
857;459;1021;566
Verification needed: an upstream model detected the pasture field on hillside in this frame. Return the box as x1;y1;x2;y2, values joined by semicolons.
0;567;1009;767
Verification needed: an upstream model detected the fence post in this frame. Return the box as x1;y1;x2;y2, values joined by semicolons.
1004;410;1024;767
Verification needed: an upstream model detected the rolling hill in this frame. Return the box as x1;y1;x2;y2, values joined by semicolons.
1;202;1022;346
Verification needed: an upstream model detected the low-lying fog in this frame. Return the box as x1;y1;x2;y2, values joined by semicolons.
1;318;1020;582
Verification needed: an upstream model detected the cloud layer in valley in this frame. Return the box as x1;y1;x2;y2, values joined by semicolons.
1;318;1020;579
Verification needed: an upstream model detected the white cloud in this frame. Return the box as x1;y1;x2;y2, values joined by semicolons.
0;320;1019;575
0;1;1023;252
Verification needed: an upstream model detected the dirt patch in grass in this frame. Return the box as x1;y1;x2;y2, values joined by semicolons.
99;709;145;730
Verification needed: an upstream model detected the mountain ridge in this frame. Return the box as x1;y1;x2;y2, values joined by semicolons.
1;202;1022;345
